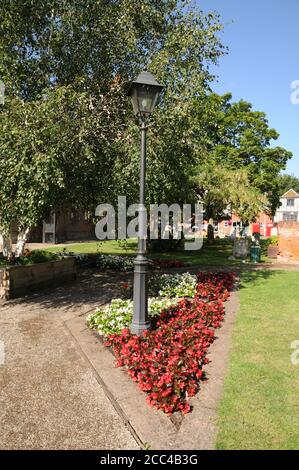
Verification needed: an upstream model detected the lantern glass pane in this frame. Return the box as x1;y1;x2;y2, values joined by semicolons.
130;84;160;116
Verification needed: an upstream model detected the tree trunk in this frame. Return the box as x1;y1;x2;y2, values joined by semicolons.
1;233;13;258
15;227;30;258
207;219;215;244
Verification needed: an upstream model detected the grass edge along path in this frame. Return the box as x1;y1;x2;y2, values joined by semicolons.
216;270;299;450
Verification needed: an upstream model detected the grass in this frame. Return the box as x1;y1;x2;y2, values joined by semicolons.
216;270;299;450
44;239;137;255
43;238;268;267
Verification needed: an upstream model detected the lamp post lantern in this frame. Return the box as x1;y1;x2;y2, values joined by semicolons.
128;71;163;336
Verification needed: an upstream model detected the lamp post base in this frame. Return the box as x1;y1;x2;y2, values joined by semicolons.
130;253;151;336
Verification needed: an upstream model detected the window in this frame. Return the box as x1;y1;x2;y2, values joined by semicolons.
287;198;295;206
283;212;298;222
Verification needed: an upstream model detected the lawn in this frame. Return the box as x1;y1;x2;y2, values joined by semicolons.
216;270;299;450
44;239;137;255
44;238;268;267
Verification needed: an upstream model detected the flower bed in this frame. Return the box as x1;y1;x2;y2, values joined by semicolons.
96;255;185;271
104;272;236;415
88;272;200;336
195;271;235;302
87;297;180;337
159;272;197;298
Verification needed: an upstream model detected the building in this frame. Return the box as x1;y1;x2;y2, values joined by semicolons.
215;189;299;238
274;189;299;223
4;209;96;246
215;212;274;238
42;209;95;243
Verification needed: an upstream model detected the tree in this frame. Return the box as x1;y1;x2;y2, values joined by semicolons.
0;1;226;255
0;0;181;98
112;9;226;207
0;82;126;257
192;93;292;217
277;174;299;195
194;165;267;241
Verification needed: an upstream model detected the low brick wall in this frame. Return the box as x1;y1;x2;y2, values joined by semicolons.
278;222;299;260
0;257;76;300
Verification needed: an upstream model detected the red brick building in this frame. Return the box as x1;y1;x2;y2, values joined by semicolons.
41;210;95;243
214;211;274;238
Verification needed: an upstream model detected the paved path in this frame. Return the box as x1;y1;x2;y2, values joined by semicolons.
1;262;298;450
0;271;138;450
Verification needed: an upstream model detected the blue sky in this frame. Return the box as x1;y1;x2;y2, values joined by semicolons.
199;0;299;176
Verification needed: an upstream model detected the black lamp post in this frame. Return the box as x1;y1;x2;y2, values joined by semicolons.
128;71;163;335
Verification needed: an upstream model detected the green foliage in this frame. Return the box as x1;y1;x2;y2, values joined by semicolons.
259;236;279;257
268;235;278;246
0;249;58;266
277;174;299;195
0;0;181;98
0;81;127;238
0;1;226;245
195;165;268;223
21;249;59;264
110;6;226;207
147;238;184;253
0;0;292;247
96;254;135;271
195;94;292;217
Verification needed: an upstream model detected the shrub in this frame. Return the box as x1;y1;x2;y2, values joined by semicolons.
20;250;59;265
147;238;184;253
96;254;135;271
269;235;278;246
63;251;88;264
151;259;184;269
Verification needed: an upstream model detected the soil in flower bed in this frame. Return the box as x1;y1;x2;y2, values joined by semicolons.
105;272;236;415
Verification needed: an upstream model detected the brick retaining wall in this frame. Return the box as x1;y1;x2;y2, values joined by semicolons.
278;222;299;260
